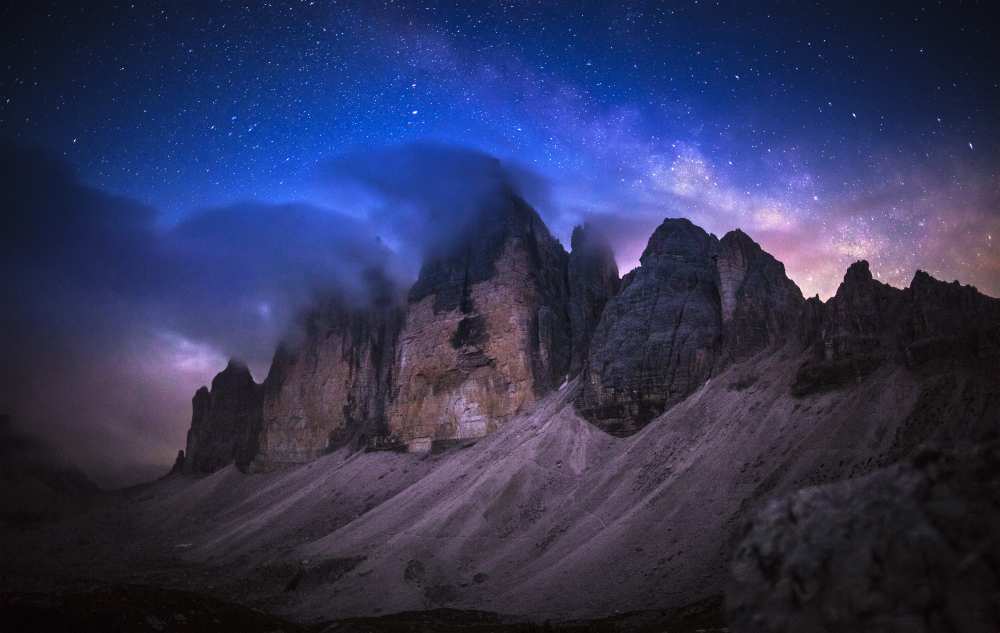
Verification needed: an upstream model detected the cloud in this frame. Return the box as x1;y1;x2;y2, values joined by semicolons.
0;141;552;486
0;142;392;486
318;142;552;259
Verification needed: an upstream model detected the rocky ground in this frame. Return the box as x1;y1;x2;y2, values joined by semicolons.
728;439;1000;633
3;341;996;631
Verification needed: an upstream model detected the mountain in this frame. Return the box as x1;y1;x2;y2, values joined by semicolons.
182;359;262;474
253;268;405;469
123;205;998;625
0;415;100;526
182;192;618;469
387;192;573;449
576;219;804;435
566;223;620;376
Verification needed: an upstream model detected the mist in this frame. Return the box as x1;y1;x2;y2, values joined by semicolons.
0;141;547;486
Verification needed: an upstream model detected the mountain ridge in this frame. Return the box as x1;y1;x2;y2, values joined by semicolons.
179;201;999;472
8;202;995;626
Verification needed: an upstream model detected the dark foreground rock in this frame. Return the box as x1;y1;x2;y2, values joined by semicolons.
728;439;1000;633
0;583;310;633
0;581;724;633
320;599;726;632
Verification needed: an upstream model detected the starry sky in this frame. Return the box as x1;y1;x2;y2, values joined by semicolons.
2;1;999;484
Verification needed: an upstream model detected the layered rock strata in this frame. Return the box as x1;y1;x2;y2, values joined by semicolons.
386;193;572;448
181;209;1000;470
793;260;1000;395
251;273;405;469
576;219;805;435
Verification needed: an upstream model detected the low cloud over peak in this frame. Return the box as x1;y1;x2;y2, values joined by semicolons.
0;141;559;486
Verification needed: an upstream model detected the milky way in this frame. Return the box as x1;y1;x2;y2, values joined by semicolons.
5;2;999;298
2;2;998;483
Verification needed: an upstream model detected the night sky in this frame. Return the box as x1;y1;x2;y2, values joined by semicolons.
3;1;999;484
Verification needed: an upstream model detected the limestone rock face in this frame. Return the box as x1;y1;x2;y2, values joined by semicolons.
183;360;262;474
567;224;620;376
577;218;722;435
387;194;571;445
728;440;1000;633
179;212;999;462
577;221;808;435
716;229;804;363
252;276;404;469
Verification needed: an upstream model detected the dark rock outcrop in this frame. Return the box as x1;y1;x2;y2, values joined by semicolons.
183;359;262;474
728;439;1000;633
168;450;186;475
387;192;572;447
576;219;722;435
577;219;805;435
251;271;405;470
567;224;620;376
902;269;1000;363
794;261;1000;395
715;229;804;363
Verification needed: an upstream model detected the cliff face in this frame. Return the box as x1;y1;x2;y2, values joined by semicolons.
716;229;805;363
183;360;262;474
143;208;1000;620
386;194;572;447
793;260;1000;396
179;210;1000;467
577;219;722;435
250;274;404;470
576;219;805;435
567;224;620;376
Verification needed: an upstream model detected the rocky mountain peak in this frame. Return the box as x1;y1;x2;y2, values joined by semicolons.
578;217;807;434
842;259;874;284
388;194;571;448
184;357;263;474
716;228;804;361
212;358;254;388
407;192;559;313
577;217;723;435
178;210;1000;468
638;217;716;266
